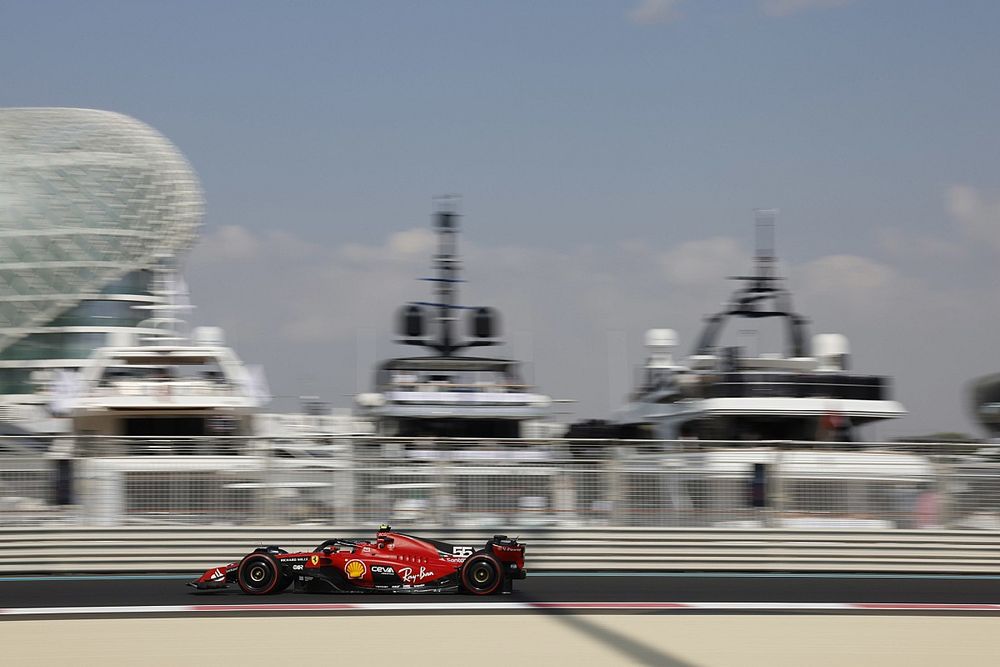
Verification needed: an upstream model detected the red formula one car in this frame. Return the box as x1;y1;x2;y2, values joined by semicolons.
189;525;526;595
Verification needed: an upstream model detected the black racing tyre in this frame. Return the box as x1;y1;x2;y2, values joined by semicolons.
237;553;286;595
461;552;503;595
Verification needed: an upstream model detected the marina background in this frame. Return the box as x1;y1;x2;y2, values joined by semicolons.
3;2;998;437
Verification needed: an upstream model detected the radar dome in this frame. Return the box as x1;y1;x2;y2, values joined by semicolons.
813;333;850;371
645;329;678;349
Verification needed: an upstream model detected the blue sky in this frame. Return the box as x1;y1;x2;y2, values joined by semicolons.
2;1;999;435
4;1;998;253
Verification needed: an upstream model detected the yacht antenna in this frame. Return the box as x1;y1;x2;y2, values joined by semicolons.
753;208;778;282
431;196;461;355
135;256;193;345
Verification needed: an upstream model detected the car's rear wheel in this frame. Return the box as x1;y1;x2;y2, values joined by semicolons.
237;553;287;595
461;552;503;595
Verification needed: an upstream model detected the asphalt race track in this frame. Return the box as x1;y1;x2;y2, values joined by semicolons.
3;573;1000;610
5;575;1000;667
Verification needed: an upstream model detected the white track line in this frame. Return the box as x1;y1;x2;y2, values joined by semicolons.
3;601;1000;617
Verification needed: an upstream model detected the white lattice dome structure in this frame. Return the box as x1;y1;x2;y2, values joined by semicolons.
0;108;203;402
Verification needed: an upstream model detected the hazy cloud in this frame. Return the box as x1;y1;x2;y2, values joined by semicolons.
199;224;261;261
947;184;1000;255
387;227;436;256
627;0;683;26
760;0;857;18
877;185;1000;265
876;228;964;264
659;237;750;287
797;254;898;307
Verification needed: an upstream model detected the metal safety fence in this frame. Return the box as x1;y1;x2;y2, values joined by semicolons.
1;436;1000;530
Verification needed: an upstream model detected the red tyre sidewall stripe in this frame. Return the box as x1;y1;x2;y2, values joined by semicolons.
461;555;502;595
238;553;280;595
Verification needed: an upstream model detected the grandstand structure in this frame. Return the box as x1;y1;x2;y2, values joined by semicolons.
0;108;203;430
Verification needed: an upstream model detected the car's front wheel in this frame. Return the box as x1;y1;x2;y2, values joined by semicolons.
237;553;287;595
461;552;503;595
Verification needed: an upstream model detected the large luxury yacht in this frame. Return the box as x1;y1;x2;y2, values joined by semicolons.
609;211;906;441
354;204;552;438
66;271;269;441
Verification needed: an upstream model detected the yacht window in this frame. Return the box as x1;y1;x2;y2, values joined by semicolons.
99;359;229;385
392;373;417;386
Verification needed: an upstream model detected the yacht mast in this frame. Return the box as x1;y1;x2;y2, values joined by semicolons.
693;210;810;358
135;256;193;345
753;208;777;282
430;202;461;355
397;199;499;356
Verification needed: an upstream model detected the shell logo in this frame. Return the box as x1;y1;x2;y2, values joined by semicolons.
345;559;367;579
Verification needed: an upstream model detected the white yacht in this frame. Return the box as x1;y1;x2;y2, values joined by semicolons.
69;326;266;439
354;205;552;438
610;211;906;441
66;271;268;441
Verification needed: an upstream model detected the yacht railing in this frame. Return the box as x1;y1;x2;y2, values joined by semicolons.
383;382;533;393
92;378;240;398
